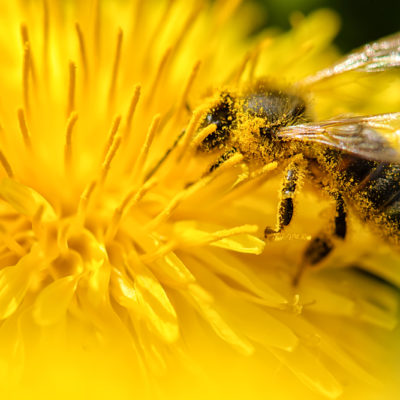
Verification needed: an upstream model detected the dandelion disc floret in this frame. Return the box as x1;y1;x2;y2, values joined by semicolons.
0;1;399;400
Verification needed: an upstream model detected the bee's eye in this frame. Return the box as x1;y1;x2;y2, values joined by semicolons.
198;93;236;152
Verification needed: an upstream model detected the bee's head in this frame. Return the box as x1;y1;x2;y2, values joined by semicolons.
242;83;307;140
197;92;236;152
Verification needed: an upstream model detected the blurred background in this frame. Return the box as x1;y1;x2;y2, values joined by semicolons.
254;0;400;51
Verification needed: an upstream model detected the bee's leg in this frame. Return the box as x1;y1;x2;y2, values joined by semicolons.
208;147;238;173
264;156;306;236
184;148;240;188
293;194;347;285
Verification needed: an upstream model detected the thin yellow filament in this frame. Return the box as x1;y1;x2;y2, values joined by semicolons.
109;28;123;104
142;224;258;263
17;108;32;149
146;47;172;106
102;115;122;159
75;23;88;82
131;114;161;182
232;52;251;84
92;0;100;61
64;112;79;170
20;24;36;85
176;108;206;160
100;135;122;184
32;204;45;239
172;3;203;54
143;0;174;65
124;84;141;139
0;150;14;178
0;224;25;256
67;62;77;117
177;60;201;116
145;175;213;232
42;0;49;76
105;178;157;241
77;180;97;217
22;44;31;113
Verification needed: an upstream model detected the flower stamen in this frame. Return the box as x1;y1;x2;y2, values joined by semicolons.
176;60;201;117
124;84;141;138
64;111;79;171
42;0;49;76
131;114;161;183
67;61;77;117
75;23;88;83
102;115;122;160
108;28;123;106
17;108;32;149
105;178;157;242
145;46;172;107
0;150;14;178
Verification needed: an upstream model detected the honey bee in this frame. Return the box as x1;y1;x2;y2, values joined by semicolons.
196;33;400;283
147;33;400;284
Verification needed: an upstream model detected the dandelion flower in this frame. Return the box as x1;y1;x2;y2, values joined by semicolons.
0;1;399;400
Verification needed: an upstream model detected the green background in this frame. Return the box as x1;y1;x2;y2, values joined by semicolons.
255;0;400;51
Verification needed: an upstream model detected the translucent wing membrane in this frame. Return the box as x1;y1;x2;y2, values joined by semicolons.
302;32;400;85
279;113;400;162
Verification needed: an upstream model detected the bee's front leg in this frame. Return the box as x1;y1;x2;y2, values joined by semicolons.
293;193;347;285
264;155;306;236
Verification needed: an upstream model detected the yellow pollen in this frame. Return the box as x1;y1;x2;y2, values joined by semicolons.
64;111;79;171
17;108;32;149
191;123;217;149
67;62;77;117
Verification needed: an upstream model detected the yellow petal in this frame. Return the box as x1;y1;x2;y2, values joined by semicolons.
32;276;78;326
186;283;254;356
0;178;56;222
211;233;265;254
272;345;343;399
133;262;179;344
0;252;37;319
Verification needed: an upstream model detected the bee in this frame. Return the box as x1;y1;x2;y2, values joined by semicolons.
194;33;400;284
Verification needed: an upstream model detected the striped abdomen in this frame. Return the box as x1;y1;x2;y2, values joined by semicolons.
336;154;400;238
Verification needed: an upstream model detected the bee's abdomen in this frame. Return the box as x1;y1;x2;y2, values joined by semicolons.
338;155;400;231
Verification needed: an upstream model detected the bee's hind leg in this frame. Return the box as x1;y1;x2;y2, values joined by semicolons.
293;193;347;285
264;155;306;236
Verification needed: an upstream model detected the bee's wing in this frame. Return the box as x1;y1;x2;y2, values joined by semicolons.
301;33;400;86
278;113;400;162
